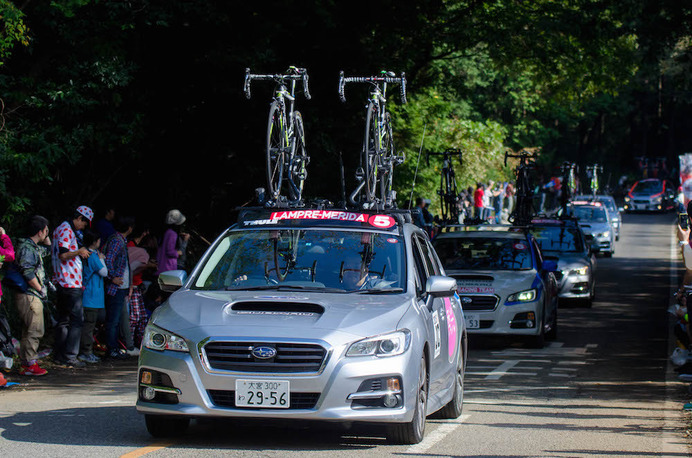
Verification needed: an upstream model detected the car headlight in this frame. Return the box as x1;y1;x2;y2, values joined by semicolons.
653;196;662;203
346;330;411;357
143;324;189;352
506;289;537;302
624;196;631;202
599;231;610;238
570;266;589;276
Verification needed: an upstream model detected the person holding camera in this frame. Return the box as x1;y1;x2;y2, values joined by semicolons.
14;215;51;376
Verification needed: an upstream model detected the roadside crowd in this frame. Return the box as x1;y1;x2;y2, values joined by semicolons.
674;200;692;410
0;206;191;386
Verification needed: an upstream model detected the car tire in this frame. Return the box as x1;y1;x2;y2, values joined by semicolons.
436;348;464;419
387;356;428;445
603;251;613;258
145;414;190;438
546;307;558;341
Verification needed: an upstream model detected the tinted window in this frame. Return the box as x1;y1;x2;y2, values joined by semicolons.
194;229;405;292
632;180;662;194
572;206;608;223
434;237;533;271
531;226;584;253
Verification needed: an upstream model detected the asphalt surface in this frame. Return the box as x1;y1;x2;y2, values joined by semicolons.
0;212;690;457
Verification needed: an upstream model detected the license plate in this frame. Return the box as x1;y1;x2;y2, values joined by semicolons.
235;379;290;408
465;314;480;329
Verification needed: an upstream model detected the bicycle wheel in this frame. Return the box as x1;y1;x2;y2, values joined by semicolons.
289;111;308;201
266;101;285;200
362;102;379;202
380;112;395;204
439;172;449;222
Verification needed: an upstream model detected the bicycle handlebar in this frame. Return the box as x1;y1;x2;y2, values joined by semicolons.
426;149;462;166
244;67;311;100
504;149;539;167
338;71;407;104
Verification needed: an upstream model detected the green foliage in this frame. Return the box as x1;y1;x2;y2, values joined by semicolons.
0;0;29;66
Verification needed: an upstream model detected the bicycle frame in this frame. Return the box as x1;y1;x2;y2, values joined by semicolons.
505;148;539;226
427;149;463;224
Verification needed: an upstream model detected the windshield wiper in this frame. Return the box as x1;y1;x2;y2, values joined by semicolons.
225;284;346;293
350;288;404;295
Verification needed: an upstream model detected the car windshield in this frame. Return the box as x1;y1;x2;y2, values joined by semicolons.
193;229;405;292
531;226;583;253
632;181;662;194
572;206;608;223
434;237;533;271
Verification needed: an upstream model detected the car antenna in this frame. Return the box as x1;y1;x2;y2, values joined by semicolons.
408;123;427;210
339;151;347;207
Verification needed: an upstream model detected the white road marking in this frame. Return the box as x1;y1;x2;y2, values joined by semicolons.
558;360;586;365
552;367;577;372
548;373;574;378
464;386;571;394
404;415;470;454
585;343;598;349
467;371;537;377
485;360;519;380
548;342;564;348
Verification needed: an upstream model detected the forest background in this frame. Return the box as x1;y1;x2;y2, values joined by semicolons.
0;0;691;239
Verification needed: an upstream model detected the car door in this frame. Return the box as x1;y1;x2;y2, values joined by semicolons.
532;239;557;321
411;235;452;400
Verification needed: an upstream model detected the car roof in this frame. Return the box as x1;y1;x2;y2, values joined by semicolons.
435;228;529;241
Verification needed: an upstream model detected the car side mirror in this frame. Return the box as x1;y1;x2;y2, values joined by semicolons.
425;276;457;298
542;260;558;272
158;270;188;293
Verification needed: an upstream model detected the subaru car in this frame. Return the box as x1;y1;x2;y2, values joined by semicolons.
432;227;558;347
624;178;675;212
575;195;622;241
136;208;467;445
530;218;596;306
568;203;615;257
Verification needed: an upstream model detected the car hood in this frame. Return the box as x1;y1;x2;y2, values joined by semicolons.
543;252;590;271
578;222;610;233
151;289;412;341
445;269;537;297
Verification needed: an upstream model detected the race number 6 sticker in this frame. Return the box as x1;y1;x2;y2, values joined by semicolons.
368;214;396;229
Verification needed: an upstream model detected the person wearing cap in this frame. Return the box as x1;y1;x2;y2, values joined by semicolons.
51;206;92;367
156;209;190;275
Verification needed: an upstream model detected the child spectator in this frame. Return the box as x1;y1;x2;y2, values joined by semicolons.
78;230;107;364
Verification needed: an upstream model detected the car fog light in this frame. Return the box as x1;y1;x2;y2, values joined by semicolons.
527;320;534;328
142;386;156;401
387;377;400;391
657;205;662;210
383;394;398;408
141;371;152;384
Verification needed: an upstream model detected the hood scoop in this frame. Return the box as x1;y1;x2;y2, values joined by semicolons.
451;274;494;282
230;301;325;316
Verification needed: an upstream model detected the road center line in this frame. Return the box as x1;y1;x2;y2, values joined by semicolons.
404;415;470;454
120;442;173;458
485;360;519;380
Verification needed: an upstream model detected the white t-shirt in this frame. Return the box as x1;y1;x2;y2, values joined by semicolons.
684;243;692;270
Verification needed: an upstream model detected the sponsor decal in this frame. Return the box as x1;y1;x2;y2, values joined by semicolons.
387;238;399;244
444;297;458;362
514;242;527;250
457;279;494;294
235;311;318;316
247;210;398;228
432;310;442;358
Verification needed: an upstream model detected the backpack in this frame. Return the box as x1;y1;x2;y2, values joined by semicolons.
0;308;15;357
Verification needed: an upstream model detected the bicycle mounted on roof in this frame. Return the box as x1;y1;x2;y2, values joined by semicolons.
585;164;603;199
244;67;311;204
505;148;539;227
426;149;463;225
559;161;578;215
339;70;407;210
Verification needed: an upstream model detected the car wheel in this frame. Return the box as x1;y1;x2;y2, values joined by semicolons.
546;307;558;341
437;348;464;419
145;414;190;438
387;356;428;444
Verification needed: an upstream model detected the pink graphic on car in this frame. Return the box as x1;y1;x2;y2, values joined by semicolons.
444;297;458;361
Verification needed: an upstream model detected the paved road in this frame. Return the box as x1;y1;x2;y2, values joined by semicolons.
0;212;690;457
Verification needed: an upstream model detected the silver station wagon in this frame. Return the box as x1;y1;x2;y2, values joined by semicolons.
136;208;467;445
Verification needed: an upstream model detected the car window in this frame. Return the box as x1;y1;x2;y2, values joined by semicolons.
531;226;584;253
572;206;608;223
194;229;405;292
421;239;442;276
632;180;662;194
411;237;429;294
434;237;533;271
532;239;543;267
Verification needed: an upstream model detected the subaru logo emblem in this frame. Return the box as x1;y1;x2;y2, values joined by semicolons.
461;297;473;304
251;346;276;359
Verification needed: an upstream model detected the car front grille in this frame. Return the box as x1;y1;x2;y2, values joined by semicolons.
207;390;320;409
458;295;499;311
203;341;327;373
633;199;649;205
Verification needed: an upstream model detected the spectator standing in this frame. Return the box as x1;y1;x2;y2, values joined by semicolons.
0;226;15;305
128;230;154;348
14;216;51;376
94;207;116;242
474;183;484;219
103;216;135;358
51;206;92;367
413;198;427;231
78;230;107;364
156;210;187;274
505;182;515;214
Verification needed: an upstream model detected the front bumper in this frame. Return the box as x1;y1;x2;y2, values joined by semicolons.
556;273;591;298
624;200;662;212
136;341;420;423
462;299;544;336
